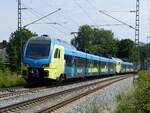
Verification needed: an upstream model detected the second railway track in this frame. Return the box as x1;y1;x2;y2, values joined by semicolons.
0;74;134;113
0;87;47;99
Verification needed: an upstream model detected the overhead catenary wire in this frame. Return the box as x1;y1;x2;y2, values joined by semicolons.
60;10;80;27
90;24;125;27
84;0;104;28
73;0;98;27
42;0;80;27
23;8;61;28
85;0;135;29
22;0;137;41
38;0;80;33
22;3;70;35
98;10;136;13
33;22;62;26
99;10;136;30
22;4;40;18
146;0;150;43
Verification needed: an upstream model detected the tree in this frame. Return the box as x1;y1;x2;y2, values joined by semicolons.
116;39;135;61
92;28;118;57
71;25;94;52
139;44;150;69
7;28;36;71
71;25;118;57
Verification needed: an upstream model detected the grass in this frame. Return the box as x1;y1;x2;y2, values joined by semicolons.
90;106;100;113
115;70;150;113
0;70;26;88
87;106;100;113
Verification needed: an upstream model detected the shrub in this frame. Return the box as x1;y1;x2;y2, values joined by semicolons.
0;70;26;88
115;70;150;113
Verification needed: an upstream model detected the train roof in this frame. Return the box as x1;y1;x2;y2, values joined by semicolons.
29;35;76;50
111;57;123;63
54;38;76;50
31;35;133;65
29;35;51;41
64;48;115;63
121;62;133;65
111;57;133;65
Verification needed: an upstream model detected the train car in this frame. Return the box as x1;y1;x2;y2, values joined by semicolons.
22;35;134;81
120;62;134;73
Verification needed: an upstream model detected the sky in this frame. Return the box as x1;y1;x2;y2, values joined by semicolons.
0;0;149;43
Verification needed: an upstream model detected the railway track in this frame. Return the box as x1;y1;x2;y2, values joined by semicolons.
0;87;46;99
0;74;134;113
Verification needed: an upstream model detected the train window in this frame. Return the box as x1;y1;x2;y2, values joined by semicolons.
75;57;85;67
58;50;60;58
65;55;74;66
54;48;60;58
101;62;106;68
54;49;58;58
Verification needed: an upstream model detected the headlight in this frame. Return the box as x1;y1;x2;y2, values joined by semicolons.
43;64;49;68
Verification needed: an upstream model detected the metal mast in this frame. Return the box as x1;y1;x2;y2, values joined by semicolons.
18;0;22;76
147;0;150;44
18;0;22;30
134;0;141;70
135;0;140;45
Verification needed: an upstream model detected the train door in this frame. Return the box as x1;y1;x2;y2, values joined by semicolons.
49;45;65;79
64;54;75;78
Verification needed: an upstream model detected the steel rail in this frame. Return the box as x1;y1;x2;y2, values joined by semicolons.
0;87;46;99
0;74;133;113
39;76;131;113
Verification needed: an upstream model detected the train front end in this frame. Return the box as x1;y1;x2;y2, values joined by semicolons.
23;36;51;81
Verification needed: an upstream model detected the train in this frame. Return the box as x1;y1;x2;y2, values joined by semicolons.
22;35;134;81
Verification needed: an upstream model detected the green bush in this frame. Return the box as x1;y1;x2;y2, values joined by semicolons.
115;70;150;113
0;56;4;71
87;106;100;113
0;70;26;88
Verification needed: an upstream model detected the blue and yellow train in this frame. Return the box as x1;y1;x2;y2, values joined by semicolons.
23;35;134;81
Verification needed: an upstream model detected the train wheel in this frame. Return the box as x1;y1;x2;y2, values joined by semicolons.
57;74;66;83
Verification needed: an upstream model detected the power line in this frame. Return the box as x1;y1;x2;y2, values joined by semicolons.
90;24;125;27
73;0;98;27
34;22;62;26
98;10;136;13
34;21;72;32
84;0;105;27
61;10;80;27
22;3;71;35
39;0;80;31
22;3;42;17
85;0;100;12
99;10;135;30
23;8;61;28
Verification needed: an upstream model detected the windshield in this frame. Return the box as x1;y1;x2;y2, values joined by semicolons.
25;39;51;59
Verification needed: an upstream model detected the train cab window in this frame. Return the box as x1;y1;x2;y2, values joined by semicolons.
54;48;60;59
58;50;60;58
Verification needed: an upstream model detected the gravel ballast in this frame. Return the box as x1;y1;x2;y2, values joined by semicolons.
55;76;136;113
0;75;126;108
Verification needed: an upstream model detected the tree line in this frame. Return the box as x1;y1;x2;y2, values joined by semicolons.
71;25;150;69
2;25;150;71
